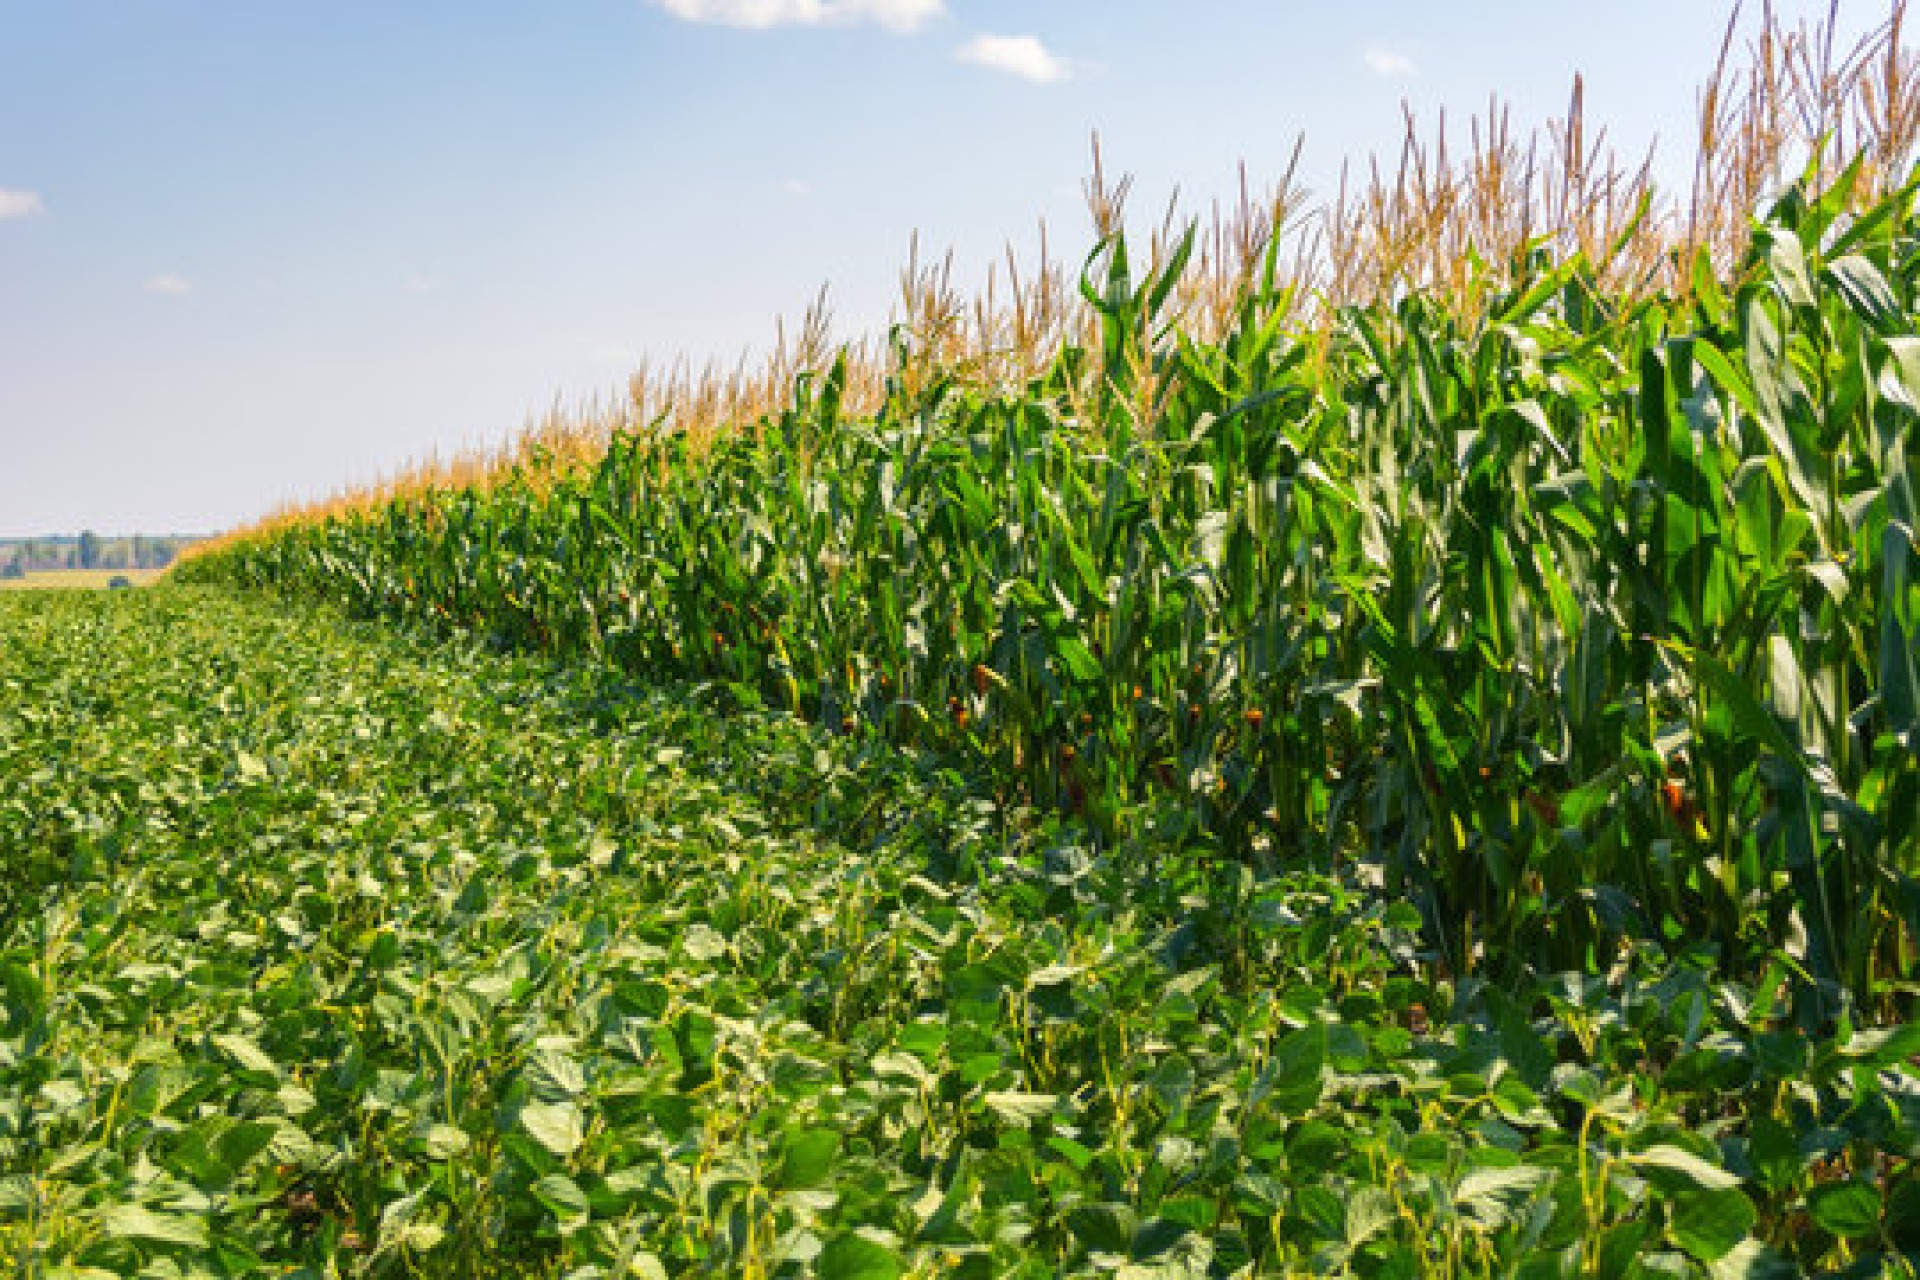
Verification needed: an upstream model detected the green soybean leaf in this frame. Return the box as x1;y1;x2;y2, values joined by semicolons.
984;1091;1057;1126
1806;1182;1880;1239
1670;1188;1756;1261
1346;1186;1397;1247
0;1176;34;1212
1630;1145;1742;1193
532;1173;590;1225
1840;1023;1920;1064
778;1128;840;1189
211;1032;278;1078
1706;1238;1797;1279
1455;1165;1553;1232
818;1232;901;1280
520;1100;584;1157
1067;1201;1138;1253
1262;1023;1327;1116
1745;1117;1800;1193
1886;1179;1920;1252
99;1204;210;1249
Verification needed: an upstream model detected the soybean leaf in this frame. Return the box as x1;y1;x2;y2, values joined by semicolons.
520;1100;584;1158
1806;1182;1881;1239
1670;1188;1756;1261
98;1204;210;1249
818;1232;901;1280
1630;1145;1742;1194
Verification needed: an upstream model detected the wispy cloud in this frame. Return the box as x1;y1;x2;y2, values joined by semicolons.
145;273;194;297
650;0;943;30
783;178;811;197
955;33;1072;84
0;188;46;220
1363;45;1417;78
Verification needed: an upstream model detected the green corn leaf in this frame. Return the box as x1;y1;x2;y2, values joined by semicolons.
1823;254;1902;333
1756;224;1816;311
1665;641;1810;775
1880;521;1918;744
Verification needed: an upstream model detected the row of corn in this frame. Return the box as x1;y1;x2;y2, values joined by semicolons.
181;160;1919;1016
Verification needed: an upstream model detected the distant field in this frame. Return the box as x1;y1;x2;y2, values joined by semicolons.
0;567;166;591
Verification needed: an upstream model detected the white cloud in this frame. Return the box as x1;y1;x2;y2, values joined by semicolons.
650;0;942;30
784;177;811;197
0;189;46;219
145;273;193;297
403;275;443;295
955;33;1071;84
1363;46;1417;78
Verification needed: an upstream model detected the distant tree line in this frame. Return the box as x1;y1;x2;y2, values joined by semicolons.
0;533;198;578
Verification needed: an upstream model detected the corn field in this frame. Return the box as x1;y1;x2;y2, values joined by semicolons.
180;7;1920;1021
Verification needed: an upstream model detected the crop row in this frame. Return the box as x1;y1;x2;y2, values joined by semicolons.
182;162;1920;1018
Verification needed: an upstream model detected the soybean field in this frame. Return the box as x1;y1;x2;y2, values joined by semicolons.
6;588;1918;1277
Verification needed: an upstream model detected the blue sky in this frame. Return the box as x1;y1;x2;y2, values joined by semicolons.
0;0;1891;535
